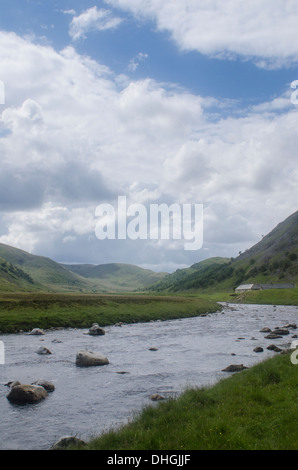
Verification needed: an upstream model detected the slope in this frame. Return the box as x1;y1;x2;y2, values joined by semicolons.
147;257;231;292
61;263;167;292
0;243;92;292
148;210;298;292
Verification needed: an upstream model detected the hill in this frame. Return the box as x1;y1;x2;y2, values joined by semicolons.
0;255;38;291
231;209;298;286
147;257;231;292
0;243;93;292
148;210;298;292
61;263;167;292
0;243;167;293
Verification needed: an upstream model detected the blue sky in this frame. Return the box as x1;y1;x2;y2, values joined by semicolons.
0;1;297;272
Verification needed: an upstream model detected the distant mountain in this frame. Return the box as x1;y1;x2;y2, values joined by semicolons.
61;263;167;292
148;210;298;292
0;243;167;293
0;210;296;293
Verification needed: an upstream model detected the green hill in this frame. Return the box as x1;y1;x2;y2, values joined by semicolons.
230;209;298;286
0;210;296;294
0;256;38;291
147;257;231;292
0;243;92;292
148;210;298;292
61;263;167;292
0;243;167;293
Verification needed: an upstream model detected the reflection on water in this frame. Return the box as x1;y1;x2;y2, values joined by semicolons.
0;303;297;449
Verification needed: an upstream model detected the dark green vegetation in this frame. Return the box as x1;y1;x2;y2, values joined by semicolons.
77;353;298;450
148;210;298;293
0;292;220;333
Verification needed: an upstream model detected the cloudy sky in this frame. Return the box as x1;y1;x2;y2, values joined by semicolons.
0;0;297;272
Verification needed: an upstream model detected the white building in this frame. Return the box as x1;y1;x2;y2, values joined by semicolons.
235;283;295;292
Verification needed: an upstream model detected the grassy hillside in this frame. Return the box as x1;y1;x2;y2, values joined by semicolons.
0;243;92;292
0;256;39;292
148;210;298;293
230;210;298;286
61;263;167;292
147;257;231;292
0;244;167;293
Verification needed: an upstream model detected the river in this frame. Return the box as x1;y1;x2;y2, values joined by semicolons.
0;302;297;450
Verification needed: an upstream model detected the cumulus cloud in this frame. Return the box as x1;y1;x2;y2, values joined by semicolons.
0;31;297;267
105;0;298;68
69;6;123;41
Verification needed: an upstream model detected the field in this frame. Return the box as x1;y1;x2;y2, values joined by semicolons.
0;292;220;333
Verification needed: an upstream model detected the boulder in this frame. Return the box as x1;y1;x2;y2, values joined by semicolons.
37;346;52;355
31;380;55;392
75;350;109;367
88;323;105;336
264;333;282;339
222;364;248;373
28;328;45;335
6;384;47;404
150;394;165;401
283;323;297;329
5;380;21;388
260;327;271;333
273;328;289;335
50;436;86;450
267;344;282;352
253;347;264;353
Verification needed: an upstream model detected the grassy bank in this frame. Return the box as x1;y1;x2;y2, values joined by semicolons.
180;287;298;306
77;353;298;450
0;292;220;333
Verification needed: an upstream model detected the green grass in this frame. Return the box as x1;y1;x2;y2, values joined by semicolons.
78;353;298;450
0;292;220;333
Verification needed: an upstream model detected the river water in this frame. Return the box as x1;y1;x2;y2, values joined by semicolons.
0;302;297;450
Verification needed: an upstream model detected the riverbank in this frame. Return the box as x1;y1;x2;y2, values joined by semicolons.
182;287;298;306
0;292;221;333
73;352;298;450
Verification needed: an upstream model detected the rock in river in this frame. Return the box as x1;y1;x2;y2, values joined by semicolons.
88;323;105;336
28;328;45;336
37;346;52;355
222;364;248;373
31;380;55;392
6;384;48;404
75;350;109;367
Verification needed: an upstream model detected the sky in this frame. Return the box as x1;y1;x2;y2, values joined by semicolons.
0;0;297;273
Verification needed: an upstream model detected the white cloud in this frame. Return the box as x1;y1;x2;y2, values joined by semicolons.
0;31;297;268
105;0;298;67
127;52;149;72
69;6;123;41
